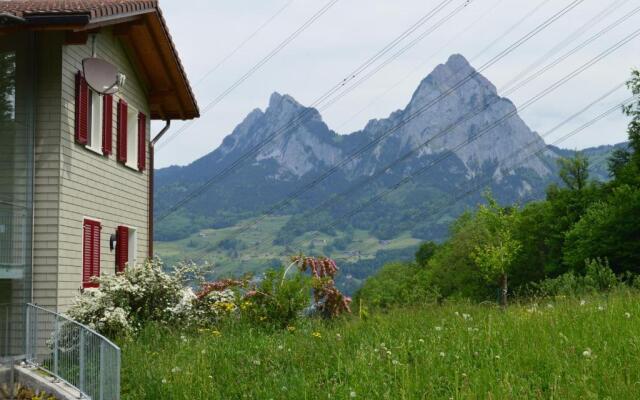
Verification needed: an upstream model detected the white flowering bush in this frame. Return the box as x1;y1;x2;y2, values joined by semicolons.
67;259;248;339
67;259;200;339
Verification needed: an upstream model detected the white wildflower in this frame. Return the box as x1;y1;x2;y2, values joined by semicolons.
625;312;631;319
582;348;592;358
350;391;357;398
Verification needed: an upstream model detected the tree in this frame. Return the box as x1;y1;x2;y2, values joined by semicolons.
415;241;438;267
557;152;590;191
607;147;632;179
471;195;521;307
623;69;640;169
563;185;640;274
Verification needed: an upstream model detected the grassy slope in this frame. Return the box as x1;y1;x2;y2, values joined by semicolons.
122;290;640;399
154;215;421;277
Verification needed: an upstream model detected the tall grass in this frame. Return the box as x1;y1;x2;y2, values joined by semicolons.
122;290;640;399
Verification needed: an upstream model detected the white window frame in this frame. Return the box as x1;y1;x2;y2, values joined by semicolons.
127;226;138;267
86;90;103;154
126;105;138;169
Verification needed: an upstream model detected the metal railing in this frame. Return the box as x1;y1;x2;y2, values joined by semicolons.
0;201;28;269
0;303;25;360
25;304;120;400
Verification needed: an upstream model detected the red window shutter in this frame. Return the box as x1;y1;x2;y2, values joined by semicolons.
82;221;92;287
117;99;128;163
138;113;147;171
92;222;101;284
75;72;89;145
83;219;101;288
102;94;113;155
116;226;129;273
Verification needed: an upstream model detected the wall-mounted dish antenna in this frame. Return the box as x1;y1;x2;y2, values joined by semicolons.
82;57;125;95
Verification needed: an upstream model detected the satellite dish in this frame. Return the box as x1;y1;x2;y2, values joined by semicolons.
82;58;125;95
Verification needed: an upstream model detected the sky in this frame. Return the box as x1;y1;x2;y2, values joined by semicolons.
152;0;640;168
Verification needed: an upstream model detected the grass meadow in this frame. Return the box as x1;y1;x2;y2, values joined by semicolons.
121;290;640;399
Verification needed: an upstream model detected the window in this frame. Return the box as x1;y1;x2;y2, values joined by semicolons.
86;90;103;152
82;219;101;288
116;100;146;171
116;225;137;273
0;51;15;122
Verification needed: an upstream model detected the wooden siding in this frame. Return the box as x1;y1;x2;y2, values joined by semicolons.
32;29;151;311
33;32;64;309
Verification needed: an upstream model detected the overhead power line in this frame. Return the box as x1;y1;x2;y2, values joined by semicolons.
335;0;505;132
156;0;340;150
313;27;640;238
184;0;612;262
193;0;295;88
332;94;636;262
156;0;585;223
209;0;588;236
228;25;634;244
269;4;640;230
469;0;553;63
155;0;464;220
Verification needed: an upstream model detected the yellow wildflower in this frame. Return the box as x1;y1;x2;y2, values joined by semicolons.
211;330;222;337
312;332;322;339
286;326;296;333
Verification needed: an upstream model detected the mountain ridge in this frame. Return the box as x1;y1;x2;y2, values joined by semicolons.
154;54;618;246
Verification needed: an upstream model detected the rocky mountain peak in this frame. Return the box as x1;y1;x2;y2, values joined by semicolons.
188;54;553;182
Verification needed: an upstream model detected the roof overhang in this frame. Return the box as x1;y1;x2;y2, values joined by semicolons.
0;4;199;121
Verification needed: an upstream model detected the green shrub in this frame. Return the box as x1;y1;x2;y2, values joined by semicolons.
355;262;439;309
242;268;311;328
531;258;619;297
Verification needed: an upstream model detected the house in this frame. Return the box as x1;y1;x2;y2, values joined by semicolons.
0;0;198;316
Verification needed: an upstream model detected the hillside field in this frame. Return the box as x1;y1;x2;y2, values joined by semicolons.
121;290;640;399
154;215;421;278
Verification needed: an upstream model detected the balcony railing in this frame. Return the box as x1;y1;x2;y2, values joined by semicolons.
0;200;27;280
25;304;121;400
